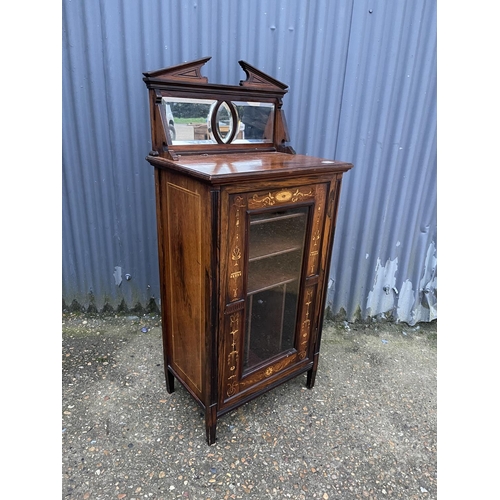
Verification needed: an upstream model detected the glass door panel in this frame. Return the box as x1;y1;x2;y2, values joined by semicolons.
243;207;309;372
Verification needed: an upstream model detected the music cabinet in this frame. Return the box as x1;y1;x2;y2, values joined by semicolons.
143;58;353;444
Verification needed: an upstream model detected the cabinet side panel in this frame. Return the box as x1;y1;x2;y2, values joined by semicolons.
166;181;203;394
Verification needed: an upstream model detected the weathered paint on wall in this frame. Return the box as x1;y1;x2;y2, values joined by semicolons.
362;240;436;325
62;0;436;324
326;0;437;324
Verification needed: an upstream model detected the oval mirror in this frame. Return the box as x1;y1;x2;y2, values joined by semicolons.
215;102;234;143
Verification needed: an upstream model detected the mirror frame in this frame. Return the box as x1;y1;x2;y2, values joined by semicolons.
143;57;295;160
211;101;236;144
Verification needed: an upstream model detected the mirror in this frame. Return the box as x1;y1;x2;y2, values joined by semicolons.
161;97;217;145
233;102;274;143
214;102;234;143
161;97;274;146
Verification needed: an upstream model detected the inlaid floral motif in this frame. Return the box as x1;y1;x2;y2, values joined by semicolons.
226;313;240;397
251;192;276;207
249;187;314;208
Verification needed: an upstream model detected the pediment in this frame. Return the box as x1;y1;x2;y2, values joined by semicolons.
143;57;288;92
143;57;211;83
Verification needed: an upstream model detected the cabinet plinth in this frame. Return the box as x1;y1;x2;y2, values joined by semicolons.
143;58;352;444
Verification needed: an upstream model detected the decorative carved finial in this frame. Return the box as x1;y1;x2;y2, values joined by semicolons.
143;57;211;83
238;60;288;91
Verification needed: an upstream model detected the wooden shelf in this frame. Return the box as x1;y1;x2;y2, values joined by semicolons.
249;242;303;262
248;276;298;295
248;253;302;294
250;212;305;225
248;212;307;262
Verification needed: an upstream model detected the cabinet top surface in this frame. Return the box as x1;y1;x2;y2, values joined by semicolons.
147;151;353;184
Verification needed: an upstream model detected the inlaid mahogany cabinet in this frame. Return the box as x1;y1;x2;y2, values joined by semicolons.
143;58;353;444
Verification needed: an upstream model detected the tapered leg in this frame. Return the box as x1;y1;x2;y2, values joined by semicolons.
306;367;317;389
307;353;319;389
205;404;218;445
166;369;175;394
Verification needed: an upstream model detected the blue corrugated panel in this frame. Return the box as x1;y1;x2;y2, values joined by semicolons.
330;0;437;324
62;0;436;324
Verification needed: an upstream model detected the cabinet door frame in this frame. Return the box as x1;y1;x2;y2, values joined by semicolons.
219;181;330;411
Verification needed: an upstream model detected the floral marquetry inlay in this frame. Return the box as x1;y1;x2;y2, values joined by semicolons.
248;187;314;208
298;289;314;360
306;184;327;276
275;190;292;202
228;194;247;302
231;247;242;264
226;313;241;397
239;355;296;389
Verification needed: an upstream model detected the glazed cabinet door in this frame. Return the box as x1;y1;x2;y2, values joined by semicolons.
220;182;331;410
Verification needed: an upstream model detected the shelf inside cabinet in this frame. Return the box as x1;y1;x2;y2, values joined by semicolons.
248;276;298;295
248;251;303;294
248;211;307;262
249;212;305;225
249;242;303;262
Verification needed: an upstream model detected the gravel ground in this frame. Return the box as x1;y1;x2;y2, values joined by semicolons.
62;313;437;499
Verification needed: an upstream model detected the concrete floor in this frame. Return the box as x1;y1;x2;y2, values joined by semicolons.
62;313;437;499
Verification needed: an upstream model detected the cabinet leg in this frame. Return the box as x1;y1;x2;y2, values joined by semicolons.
306;367;317;389
307;354;319;389
205;404;217;446
165;368;175;394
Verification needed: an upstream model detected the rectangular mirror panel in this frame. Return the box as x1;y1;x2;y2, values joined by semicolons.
232;102;274;144
161;97;217;145
160;97;275;145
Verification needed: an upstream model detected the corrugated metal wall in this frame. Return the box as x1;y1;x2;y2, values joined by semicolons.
62;0;436;325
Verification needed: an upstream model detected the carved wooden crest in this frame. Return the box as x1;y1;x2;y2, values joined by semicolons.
142;57;211;83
